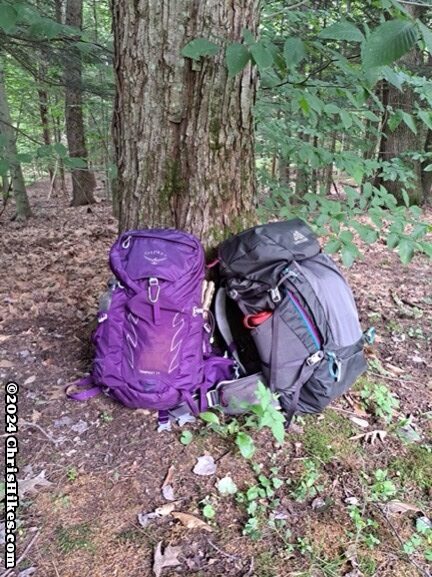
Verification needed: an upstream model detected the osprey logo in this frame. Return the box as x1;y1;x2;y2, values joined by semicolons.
292;230;308;244
143;250;167;265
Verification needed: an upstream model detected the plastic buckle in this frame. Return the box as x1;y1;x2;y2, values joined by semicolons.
98;313;108;323
306;350;324;366
206;389;220;408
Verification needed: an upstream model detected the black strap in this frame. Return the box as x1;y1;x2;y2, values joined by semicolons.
281;360;319;427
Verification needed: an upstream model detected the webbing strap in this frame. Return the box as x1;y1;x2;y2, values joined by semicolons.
65;375;103;401
214;287;246;375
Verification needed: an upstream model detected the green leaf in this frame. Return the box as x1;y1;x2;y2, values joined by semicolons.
402;189;410;207
250;41;273;70
271;421;285;444
424;164;432;172
181;38;220;61
324;103;340;114
283;37;306;68
226;43;250;76
242;28;255;46
64;156;87;169
401;111;417;134
0;4;18;32
236;432;255;459
398;238;414;264
341;242;359;267
54;142;68;158
382;66;405;90
319;20;364;42
200;411;220;425
216;476;238;496
363;110;380;122
353;223;378;244
17;153;33;163
362;20;418;68
417;20;432;54
324;238;341;254
417;110;432;131
340;230;354;243
387;232;400;249
202;504;216;519
180;430;193;445
388;112;402;132
340;110;352;129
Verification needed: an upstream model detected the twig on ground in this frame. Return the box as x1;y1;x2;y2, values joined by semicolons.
206;539;240;561
368;372;418;389
373;504;431;577
245;557;255;576
19;420;63;445
0;530;40;577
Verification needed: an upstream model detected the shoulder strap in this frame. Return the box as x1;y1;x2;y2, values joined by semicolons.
65;375;103;401
214;287;247;375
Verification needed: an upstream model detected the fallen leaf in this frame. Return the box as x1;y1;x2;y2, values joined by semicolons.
349;416;369;428
162;484;175;501
137;511;158;528
350;430;387;445
19;471;53;498
385;363;405;375
345;497;359;506
311;497;326;511
0;335;11;343
153;541;182;577
154;503;176;516
171;512;213;532
24;375;36;385
31;410;41;424
71;420;89;434
18;568;37;577
162;465;175;487
193;455;217;476
384;500;423;516
0;359;14;368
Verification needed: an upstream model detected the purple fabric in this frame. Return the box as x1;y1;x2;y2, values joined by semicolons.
74;229;233;411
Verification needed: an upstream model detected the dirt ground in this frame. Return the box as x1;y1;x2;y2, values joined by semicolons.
0;181;431;577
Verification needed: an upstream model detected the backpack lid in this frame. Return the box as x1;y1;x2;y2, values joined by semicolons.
219;219;320;282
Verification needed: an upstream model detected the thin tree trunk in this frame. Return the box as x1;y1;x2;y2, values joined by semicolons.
0;64;31;220
112;0;259;242
325;132;337;195
422;129;432;205
375;4;425;205
38;64;57;192
65;0;96;206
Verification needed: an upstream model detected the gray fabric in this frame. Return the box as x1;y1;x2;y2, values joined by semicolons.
216;372;280;415
214;287;246;374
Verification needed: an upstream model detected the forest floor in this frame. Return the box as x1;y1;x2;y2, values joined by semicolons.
1;180;431;577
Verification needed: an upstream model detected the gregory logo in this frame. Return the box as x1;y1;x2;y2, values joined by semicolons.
143;250;167;265
292;230;308;244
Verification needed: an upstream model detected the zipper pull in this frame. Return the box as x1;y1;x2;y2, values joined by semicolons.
148;277;161;324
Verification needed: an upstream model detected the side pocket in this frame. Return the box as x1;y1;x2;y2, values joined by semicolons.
298;344;367;414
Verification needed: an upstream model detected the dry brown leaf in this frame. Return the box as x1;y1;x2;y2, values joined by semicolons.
350;430;387;445
171;512;213;532
0;359;14;368
153;541;182;577
154;503;176;516
162;465;175;487
383;500;423;516
0;335;11;343
24;375;36;385
31;410;41;424
385;363;405;376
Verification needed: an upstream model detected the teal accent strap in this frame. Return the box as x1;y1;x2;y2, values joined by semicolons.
363;327;376;345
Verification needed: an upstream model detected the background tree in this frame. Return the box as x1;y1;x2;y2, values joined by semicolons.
65;0;96;206
112;0;259;241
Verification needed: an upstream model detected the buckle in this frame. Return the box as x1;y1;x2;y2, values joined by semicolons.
326;352;342;382
363;327;376;345
270;287;282;303
306;350;324;366
206;389;220;408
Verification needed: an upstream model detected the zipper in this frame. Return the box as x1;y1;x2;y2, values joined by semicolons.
148;277;161;324
287;290;321;351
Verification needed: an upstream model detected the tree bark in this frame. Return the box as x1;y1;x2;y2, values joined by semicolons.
0;64;31;220
375;4;426;205
112;0;259;243
65;0;96;206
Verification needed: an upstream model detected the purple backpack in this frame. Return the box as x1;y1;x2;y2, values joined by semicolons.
68;229;233;415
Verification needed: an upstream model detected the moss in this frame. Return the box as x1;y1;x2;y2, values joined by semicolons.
209;117;222;150
55;523;95;554
158;159;186;210
300;410;357;464
389;444;432;493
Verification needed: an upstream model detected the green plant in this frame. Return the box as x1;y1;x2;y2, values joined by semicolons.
200;382;285;460
389;444;432;492
289;458;322;502
369;469;397;502
348;504;381;549
359;381;399;422
180;430;193;445
99;411;113;423
66;467;78;482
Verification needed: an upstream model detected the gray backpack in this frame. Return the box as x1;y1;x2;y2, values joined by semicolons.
214;219;374;423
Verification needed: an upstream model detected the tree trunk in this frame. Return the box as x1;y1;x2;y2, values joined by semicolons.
0;64;31;220
325;132;337;195
375;4;425;205
65;0;96;206
38;64;57;193
422;129;432;205
112;0;259;242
